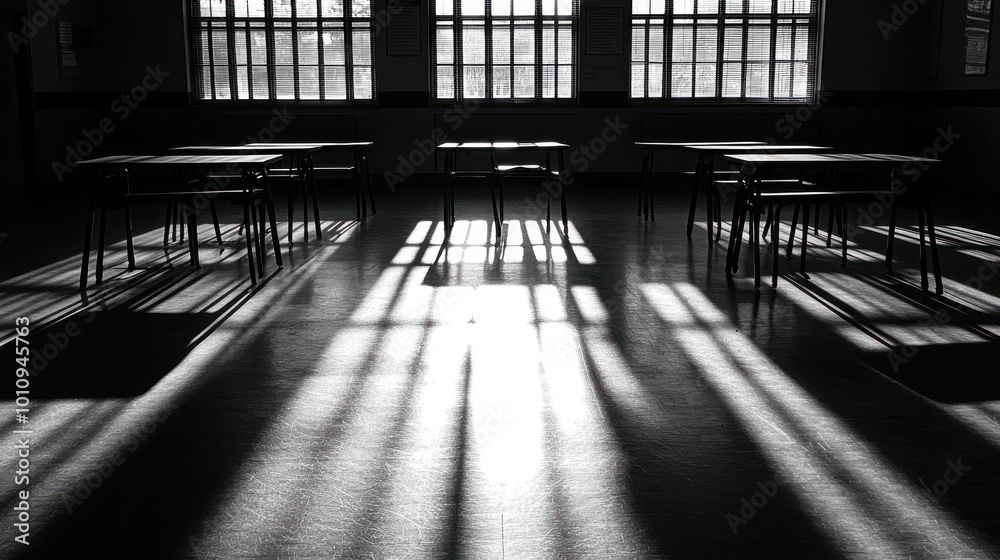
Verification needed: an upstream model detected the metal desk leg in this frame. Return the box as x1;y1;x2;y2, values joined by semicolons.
363;149;377;216
260;170;283;268
443;152;452;235
558;150;568;235
299;154;310;243
355;150;364;221
925;205;943;294
726;175;750;275
639;150;648;218
308;154;322;239
80;187;98;290
122;170;136;269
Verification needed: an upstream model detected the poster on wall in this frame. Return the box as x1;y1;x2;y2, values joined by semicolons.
966;0;993;75
57;22;96;79
387;0;421;56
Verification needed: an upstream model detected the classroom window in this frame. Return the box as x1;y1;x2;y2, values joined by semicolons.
190;0;375;102
631;0;819;102
432;0;578;101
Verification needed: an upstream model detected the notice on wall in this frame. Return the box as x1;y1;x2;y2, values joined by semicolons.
585;8;624;56
388;0;422;56
57;22;96;79
966;0;994;75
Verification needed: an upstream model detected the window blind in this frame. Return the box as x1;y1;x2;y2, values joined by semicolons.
431;0;579;101
631;0;819;102
191;0;375;102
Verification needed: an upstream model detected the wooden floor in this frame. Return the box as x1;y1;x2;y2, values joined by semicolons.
1;183;1000;558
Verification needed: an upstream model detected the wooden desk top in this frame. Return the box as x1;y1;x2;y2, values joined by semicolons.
725;153;940;167
684;144;831;154
172;144;324;154
635;141;767;148
245;141;374;149
437;142;570;151
78;154;284;167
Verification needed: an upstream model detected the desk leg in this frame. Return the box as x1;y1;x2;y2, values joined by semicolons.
706;159;715;252
799;204;811;277
356;150;364;221
364;150;377;216
752;203;762;291
261;170;283;268
122;170;136;270
185;204;200;268
639;151;648;218
925;206;943;294
726;177;749;275
772;205;782;288
917;207;929;292
443;153;452;236
80;189;98;290
687;157;706;238
308;154;322;239
243;196;257;285
300;155;310;243
558;150;568;236
96;205;107;285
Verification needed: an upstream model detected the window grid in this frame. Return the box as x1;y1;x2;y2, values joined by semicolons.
631;0;819;102
432;0;579;101
191;0;376;102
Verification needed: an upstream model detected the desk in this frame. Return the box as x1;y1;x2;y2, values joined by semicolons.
78;154;283;289
172;144;324;242
245;142;377;226
634;141;766;225
436;142;569;237
723;153;941;292
670;144;829;250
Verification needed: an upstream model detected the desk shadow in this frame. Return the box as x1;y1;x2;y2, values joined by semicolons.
5;309;218;398
862;341;1000;403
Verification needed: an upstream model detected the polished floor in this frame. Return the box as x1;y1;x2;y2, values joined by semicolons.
1;182;1000;558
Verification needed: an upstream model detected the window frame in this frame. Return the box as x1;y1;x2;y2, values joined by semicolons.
187;0;377;105
630;0;822;105
430;0;581;104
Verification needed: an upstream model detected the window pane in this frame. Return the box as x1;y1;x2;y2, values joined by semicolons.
296;0;318;18
322;0;344;17
513;27;534;63
494;66;511;97
462;0;485;16
513;66;534;97
325;66;347;99
298;30;320;65
463;66;486;97
300;66;320;98
324;30;346;64
463;26;485;64
353;67;373;98
631;63;646;97
437;66;455;97
438;28;455;64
